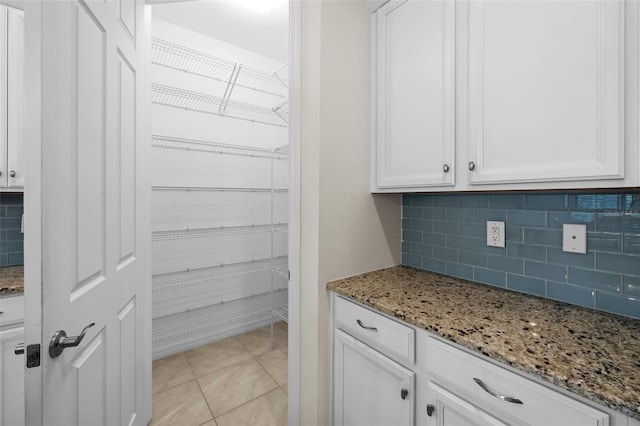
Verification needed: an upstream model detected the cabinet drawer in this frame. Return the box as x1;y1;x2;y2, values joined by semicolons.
426;337;608;426
0;295;24;327
334;296;415;364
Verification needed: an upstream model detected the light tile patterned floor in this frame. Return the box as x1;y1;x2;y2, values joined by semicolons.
151;322;288;426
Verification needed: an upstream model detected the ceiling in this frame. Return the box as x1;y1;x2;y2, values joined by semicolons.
150;0;289;62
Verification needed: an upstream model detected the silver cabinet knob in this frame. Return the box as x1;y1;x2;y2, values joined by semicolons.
468;161;476;171
49;322;95;358
443;164;450;173
9;170;16;177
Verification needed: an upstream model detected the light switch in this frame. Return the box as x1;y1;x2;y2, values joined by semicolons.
562;224;587;254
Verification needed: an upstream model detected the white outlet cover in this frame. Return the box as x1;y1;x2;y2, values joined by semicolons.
486;220;505;248
562;224;587;254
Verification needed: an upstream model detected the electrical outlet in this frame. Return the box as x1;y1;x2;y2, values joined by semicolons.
562;224;587;254
486;221;505;248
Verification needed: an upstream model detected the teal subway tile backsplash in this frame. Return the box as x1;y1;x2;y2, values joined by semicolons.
0;193;23;267
402;191;640;319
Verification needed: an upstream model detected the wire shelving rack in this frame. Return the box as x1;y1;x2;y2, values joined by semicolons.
151;83;287;127
151;37;287;97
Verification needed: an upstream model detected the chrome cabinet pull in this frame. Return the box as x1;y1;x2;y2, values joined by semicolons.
9;170;16;177
356;319;378;332
49;322;95;358
401;388;409;400
443;164;450;173
473;378;523;404
468;161;476;171
15;343;24;355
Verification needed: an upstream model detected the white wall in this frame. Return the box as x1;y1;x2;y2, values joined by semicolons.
299;1;401;424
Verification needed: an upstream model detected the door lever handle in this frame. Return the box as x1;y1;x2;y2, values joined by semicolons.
49;322;95;358
15;343;24;355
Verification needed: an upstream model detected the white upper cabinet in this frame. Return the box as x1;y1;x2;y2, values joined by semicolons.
467;0;625;185
0;5;24;190
374;0;455;189
371;0;639;192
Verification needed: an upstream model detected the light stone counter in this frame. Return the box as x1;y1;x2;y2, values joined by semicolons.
0;265;23;295
327;265;640;420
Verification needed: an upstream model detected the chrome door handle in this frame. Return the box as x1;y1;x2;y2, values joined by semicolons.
473;378;523;404
356;319;378;331
15;343;24;355
49;322;95;358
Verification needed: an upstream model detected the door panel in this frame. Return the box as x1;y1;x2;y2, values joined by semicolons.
25;0;151;425
72;329;107;426
7;6;24;188
375;0;455;189
75;0;107;294
467;0;624;184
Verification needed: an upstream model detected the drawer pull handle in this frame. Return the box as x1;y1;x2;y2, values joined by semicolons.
473;378;523;404
401;388;409;400
356;319;378;331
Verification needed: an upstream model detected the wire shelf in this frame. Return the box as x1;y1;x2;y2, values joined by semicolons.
272;267;288;279
151;37;287;97
152;258;286;318
153;223;288;241
152;289;287;359
273;100;289;125
152;135;288;160
152;187;288;232
153;226;288;275
272;305;288;323
275;62;289;88
274;144;289;154
151;83;287;128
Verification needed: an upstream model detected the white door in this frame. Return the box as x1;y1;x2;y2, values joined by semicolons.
23;1;151;425
425;381;508;426
466;0;625;185
374;0;455;190
333;329;414;426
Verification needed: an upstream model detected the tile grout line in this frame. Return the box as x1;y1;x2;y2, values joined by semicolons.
183;351;216;425
152;327;288;425
213;387;286;424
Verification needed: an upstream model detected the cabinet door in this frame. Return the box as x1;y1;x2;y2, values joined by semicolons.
333;329;415;426
467;0;625;185
0;326;24;426
425;381;508;426
6;7;23;188
375;0;455;189
0;6;8;188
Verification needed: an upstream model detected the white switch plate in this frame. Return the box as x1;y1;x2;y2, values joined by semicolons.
562;224;587;254
486;221;505;248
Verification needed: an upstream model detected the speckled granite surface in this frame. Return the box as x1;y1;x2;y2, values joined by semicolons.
327;265;640;420
0;265;24;295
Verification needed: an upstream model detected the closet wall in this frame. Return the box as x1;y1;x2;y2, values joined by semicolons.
150;18;288;359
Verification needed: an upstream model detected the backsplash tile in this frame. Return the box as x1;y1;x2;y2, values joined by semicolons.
402;191;640;320
0;193;23;267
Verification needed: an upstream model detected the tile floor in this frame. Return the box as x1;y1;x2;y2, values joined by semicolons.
151;322;288;426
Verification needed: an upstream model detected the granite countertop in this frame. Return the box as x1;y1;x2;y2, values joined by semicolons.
0;265;24;295
327;265;640;420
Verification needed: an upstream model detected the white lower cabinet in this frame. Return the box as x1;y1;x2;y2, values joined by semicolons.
333;329;415;426
0;325;24;426
424;336;608;426
425;381;507;426
331;294;631;426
